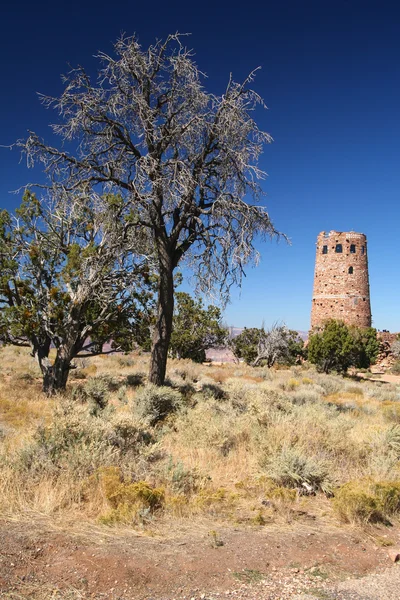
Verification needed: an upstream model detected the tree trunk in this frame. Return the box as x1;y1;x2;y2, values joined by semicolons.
149;255;174;386
40;349;72;395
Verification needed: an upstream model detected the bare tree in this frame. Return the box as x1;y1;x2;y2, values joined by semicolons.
253;323;291;368
18;33;281;385
0;191;154;394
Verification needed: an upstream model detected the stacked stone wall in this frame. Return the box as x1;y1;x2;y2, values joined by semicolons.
311;230;371;329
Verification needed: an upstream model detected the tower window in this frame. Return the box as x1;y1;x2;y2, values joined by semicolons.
348;266;353;274
322;245;328;254
350;244;356;253
361;246;365;255
335;244;342;253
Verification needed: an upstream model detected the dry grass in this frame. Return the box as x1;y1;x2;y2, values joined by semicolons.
1;345;400;530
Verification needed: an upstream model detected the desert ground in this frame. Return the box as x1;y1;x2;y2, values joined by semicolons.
1;346;400;599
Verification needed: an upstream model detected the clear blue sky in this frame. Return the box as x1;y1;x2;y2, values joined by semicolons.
1;0;399;331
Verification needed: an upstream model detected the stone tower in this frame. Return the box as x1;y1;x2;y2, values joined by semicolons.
311;231;371;329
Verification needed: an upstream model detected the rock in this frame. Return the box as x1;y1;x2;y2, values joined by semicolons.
388;548;400;562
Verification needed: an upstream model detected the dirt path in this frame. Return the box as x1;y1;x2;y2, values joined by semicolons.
357;372;400;385
1;517;399;599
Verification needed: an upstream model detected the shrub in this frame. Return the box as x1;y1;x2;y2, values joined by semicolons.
165;459;203;495
201;382;227;400
333;479;400;524
291;388;322;405
133;384;183;426
126;373;145;387
71;375;119;413
16;401;153;479
108;414;153;452
83;377;111;414
383;403;400;423
117;355;135;368
283;378;300;391
263;446;333;495
18;404;112;477
345;385;363;396
391;361;400;375
383;425;400;458
117;385;128;403
313;373;343;395
99;466;164;524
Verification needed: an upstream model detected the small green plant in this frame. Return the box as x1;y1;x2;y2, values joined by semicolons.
232;569;265;584
208;529;224;547
308;566;329;580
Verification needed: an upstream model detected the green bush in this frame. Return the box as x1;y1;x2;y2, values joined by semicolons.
308;320;379;374
134;384;183;426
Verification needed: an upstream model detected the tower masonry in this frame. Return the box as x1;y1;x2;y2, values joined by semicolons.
311;230;372;329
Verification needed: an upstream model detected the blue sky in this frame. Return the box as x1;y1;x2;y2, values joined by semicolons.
1;0;399;331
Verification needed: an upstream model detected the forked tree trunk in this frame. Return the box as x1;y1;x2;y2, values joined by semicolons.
149;255;174;386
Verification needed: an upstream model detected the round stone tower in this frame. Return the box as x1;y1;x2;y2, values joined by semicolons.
311;230;371;329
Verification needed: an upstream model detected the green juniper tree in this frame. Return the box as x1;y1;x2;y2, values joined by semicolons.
0;191;154;394
170;292;227;362
230;327;262;365
308;320;379;374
